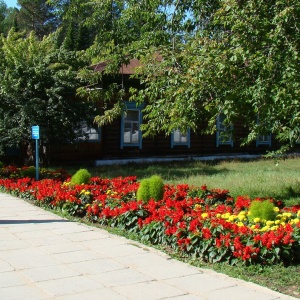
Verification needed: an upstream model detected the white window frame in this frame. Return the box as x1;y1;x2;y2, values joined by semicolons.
76;122;101;142
171;129;191;148
120;102;143;149
216;113;233;147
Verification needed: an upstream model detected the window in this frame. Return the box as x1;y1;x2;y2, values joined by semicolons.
121;102;143;149
77;122;101;142
171;129;190;148
256;115;271;146
256;134;271;146
216;113;233;147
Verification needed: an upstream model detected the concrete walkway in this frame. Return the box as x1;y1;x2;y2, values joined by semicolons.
0;193;298;300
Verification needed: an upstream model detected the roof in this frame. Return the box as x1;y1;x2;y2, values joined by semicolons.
92;58;141;75
92;54;163;75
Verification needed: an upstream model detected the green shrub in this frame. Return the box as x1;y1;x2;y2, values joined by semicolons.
71;168;91;185
137;178;151;203
249;200;277;221
0;161;3;168
148;175;164;201
137;175;164;203
21;166;36;178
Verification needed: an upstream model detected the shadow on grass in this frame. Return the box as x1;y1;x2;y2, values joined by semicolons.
91;160;231;181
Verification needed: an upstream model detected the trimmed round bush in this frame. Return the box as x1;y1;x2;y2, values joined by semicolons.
137;175;164;203
137;178;151;203
21;166;36;178
148;175;164;201
71;168;91;185
249;200;277;221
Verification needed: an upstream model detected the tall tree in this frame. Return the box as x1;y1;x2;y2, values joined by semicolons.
48;0;99;51
0;30;97;164
76;0;203;125
16;0;59;38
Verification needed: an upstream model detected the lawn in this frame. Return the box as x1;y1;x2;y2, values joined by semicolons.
70;156;300;206
1;156;300;298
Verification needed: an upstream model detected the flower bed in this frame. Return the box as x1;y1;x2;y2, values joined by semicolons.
0;167;299;266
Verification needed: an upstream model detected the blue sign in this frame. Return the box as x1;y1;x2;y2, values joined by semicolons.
31;125;40;139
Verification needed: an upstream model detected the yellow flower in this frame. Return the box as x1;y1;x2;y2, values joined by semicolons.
282;212;292;218
238;215;246;221
236;222;244;227
290;218;299;225
201;213;209;219
216;213;221;218
273;207;280;212
266;220;274;226
253;217;261;223
221;213;231;219
270;225;279;231
260;225;270;232
275;220;281;225
228;215;236;222
297;210;300;217
194;204;202;210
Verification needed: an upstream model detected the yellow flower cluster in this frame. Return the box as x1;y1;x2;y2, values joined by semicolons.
214;207;300;232
251;210;300;232
80;189;91;196
106;189;118;196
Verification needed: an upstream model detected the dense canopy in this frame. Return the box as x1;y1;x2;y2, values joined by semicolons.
0;0;299;161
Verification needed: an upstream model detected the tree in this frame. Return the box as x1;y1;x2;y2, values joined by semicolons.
0;0;7;33
176;0;300;152
0;30;97;164
16;0;60;39
97;0;299;153
77;0;206;126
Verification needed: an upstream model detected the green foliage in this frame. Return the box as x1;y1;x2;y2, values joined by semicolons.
249;200;277;221
71;168;91;185
148;175;164;201
137;175;164;203
0;161;3;168
20;166;36;178
0;30;98;162
136;178;150;203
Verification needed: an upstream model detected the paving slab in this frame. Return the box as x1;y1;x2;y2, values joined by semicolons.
0;193;298;300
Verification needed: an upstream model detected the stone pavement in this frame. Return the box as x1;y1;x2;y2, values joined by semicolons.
0;193;298;300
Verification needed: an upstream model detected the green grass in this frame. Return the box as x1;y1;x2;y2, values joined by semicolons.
58;156;300;298
67;156;300;206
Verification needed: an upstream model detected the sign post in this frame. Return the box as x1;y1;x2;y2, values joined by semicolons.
31;125;40;180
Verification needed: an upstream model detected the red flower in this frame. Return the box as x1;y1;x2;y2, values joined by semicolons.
202;227;212;239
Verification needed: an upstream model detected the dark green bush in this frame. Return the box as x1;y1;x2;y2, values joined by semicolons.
71;168;91;185
137;175;164;203
249;200;277;221
0;161;3;168
21;166;36;178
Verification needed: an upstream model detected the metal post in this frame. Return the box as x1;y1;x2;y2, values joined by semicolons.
35;139;39;181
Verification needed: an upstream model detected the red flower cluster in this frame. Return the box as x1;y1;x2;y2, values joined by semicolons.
0;172;299;266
